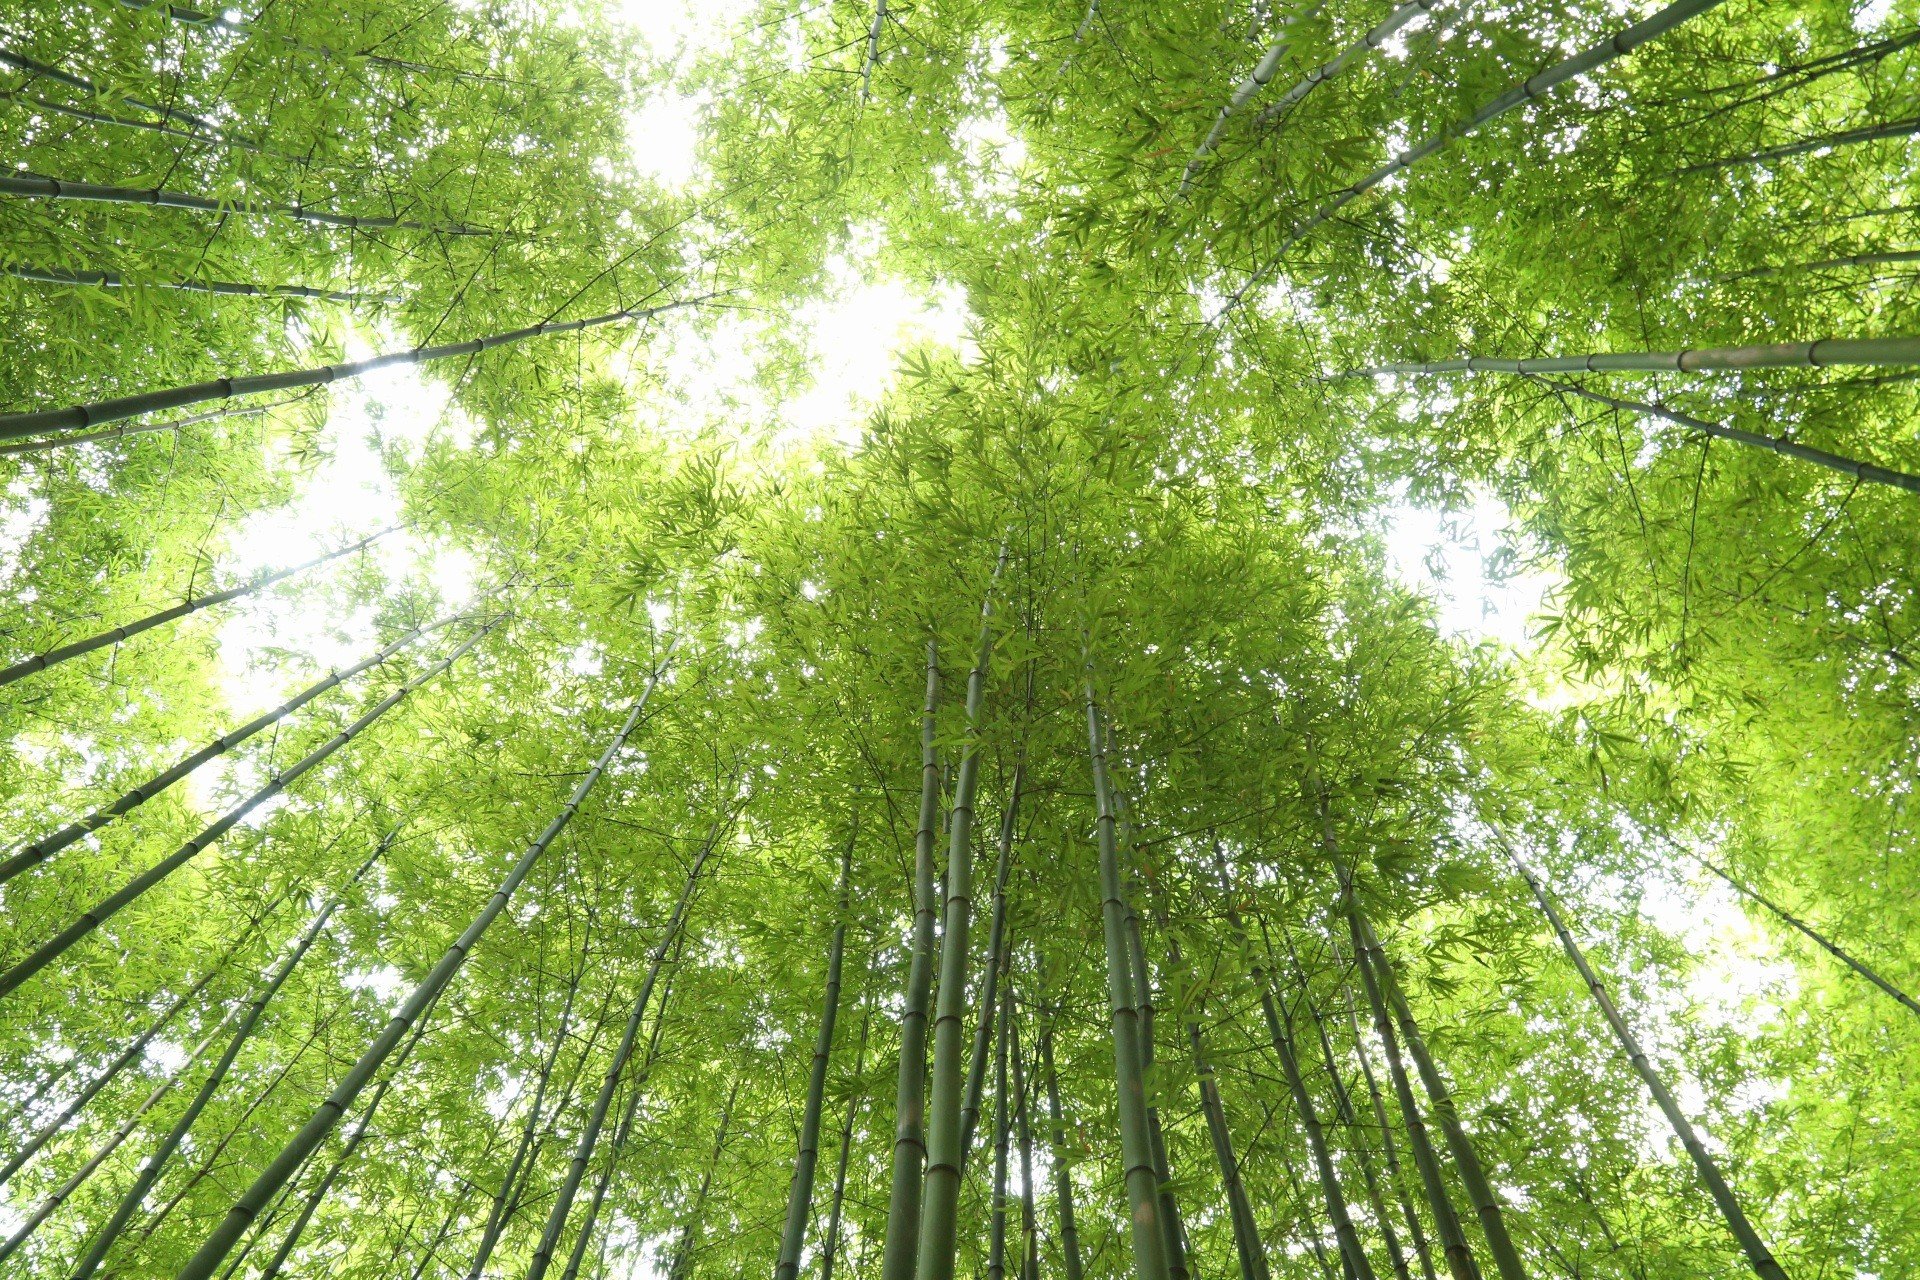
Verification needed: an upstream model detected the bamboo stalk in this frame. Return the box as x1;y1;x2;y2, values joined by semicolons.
1223;0;1728;312
172;664;667;1280
820;979;876;1280
0;174;493;235
67;845;386;1279
987;980;1013;1280
0;524;397;688
1335;335;1920;378
917;559;1007;1280
1683;115;1920;173
0;46;241;144
0;392;313;456
1187;1000;1271;1280
666;1073;743;1280
960;763;1026;1161
1508;853;1788;1278
1256;1;1441;128
776;823;857;1280
861;1;888;100
1179;0;1329;193
0;614;506;1001
1517;375;1920;495
1085;676;1170;1280
1011;995;1040;1280
529;819;719;1280
4;263;384;303
1720;249;1920;280
0;603;450;886
879;641;942;1280
1039;1019;1086;1280
0;294;706;439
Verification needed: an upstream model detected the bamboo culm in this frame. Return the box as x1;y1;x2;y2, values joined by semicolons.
0;46;244;144
917;560;1007;1280
1255;949;1378;1280
960;763;1026;1162
667;1074;742;1280
775;825;857;1280
1690;855;1920;1019
1085;679;1170;1280
0;525;397;689
1338;335;1920;379
4;264;383;304
1122;891;1191;1280
1683;114;1920;173
171;669;666;1280
1179;0;1329;192
0;601;446;886
528;822;719;1280
1187;1000;1271;1280
0;296;707;440
987;982;1013;1280
67;847;386;1279
1510;855;1789;1279
1334;952;1439;1280
879;642;942;1280
1355;917;1526;1280
821;983;876;1280
0;892;285;1191
0;614;505;1001
1515;374;1920;495
1222;0;1730;313
0;175;493;236
0;393;313;457
1010;998;1040;1280
1039;1021;1086;1280
1256;1;1441;127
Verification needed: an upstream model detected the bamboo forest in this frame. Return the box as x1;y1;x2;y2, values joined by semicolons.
3;0;1920;1276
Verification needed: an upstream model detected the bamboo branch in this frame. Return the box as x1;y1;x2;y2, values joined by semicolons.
5;263;387;303
1256;0;1441;129
1179;0;1328;194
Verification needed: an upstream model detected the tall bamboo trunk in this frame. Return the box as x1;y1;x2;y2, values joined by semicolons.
1085;677;1170;1280
776;824;858;1280
68;846;385;1279
1256;0;1440;126
1354;917;1528;1280
1683;114;1920;172
1178;0;1329;191
0;605;452;885
960;763;1026;1161
0;525;396;691
0;174;491;234
879;642;943;1280
0;296;706;440
988;981;1013;1280
0;392;313;457
1187;1010;1270;1280
1338;336;1920;379
1510;855;1788;1279
1257;952;1377;1280
1330;943;1438;1280
821;981;876;1280
916;562;1004;1280
1039;1020;1085;1280
667;1075;743;1280
1286;937;1413;1280
529;821;719;1280
1010;995;1040;1280
0;614;506;1000
3;264;379;303
174;670;667;1280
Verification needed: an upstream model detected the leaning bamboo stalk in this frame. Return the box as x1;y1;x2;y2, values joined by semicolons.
1085;676;1170;1280
67;846;386;1280
1179;0;1329;192
0;992;256;1264
528;821;719;1280
1334;335;1920;378
556;961;683;1280
861;1;889;100
775;824;857;1280
0;614;506;1001
1509;854;1788;1279
0;392;314;457
0;294;707;439
0;603;450;885
1256;947;1377;1280
1222;0;1728;311
1256;1;1441;127
879;642;943;1280
1355;917;1527;1280
917;561;1006;1280
1335;951;1438;1280
1721;249;1920;280
0;902;275;1189
665;1073;742;1280
5;264;384;304
0;525;397;688
1688;855;1920;1019
172;667;666;1280
0;174;493;235
959;763;1026;1161
1039;1019;1086;1280
0;46;241;144
0;88;262;155
1187;998;1271;1280
821;980;876;1280
1682;115;1920;173
1515;374;1920;495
